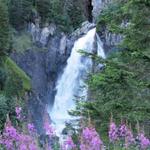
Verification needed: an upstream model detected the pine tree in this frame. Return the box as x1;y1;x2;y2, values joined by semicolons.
35;0;52;23
72;0;150;136
9;0;33;30
66;0;85;29
0;0;10;56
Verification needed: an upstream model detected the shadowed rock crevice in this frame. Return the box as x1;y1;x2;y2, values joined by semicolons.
87;0;93;22
83;0;93;22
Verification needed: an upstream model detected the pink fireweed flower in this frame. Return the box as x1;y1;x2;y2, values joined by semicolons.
27;123;35;133
18;134;38;150
29;142;38;150
15;107;22;119
1;118;19;149
80;144;86;150
2;139;13;150
62;136;76;150
0;134;2;144
82;127;95;140
0;111;39;150
118;124;127;137
19;134;32;143
4;125;19;141
91;136;103;150
125;128;135;148
44;122;55;137
19;143;27;150
109;122;118;142
80;127;103;150
126;129;134;143
45;143;52;150
138;133;150;149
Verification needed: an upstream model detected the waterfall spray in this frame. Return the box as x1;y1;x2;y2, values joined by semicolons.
49;27;105;136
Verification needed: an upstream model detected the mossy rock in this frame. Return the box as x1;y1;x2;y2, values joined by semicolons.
5;57;31;91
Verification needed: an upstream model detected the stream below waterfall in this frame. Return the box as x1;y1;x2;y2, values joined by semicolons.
48;27;105;136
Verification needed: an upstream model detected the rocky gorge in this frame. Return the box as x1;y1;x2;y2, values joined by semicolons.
10;0;123;134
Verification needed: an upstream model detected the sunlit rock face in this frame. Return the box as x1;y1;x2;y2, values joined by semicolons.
30;22;40;42
92;0;103;21
92;0;124;53
71;21;95;38
97;21;129;53
59;33;67;55
92;0;112;21
29;22;56;46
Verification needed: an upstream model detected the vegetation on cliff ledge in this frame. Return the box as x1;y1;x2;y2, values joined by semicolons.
73;0;150;139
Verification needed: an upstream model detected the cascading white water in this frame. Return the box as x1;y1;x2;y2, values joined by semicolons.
49;28;105;135
96;33;106;59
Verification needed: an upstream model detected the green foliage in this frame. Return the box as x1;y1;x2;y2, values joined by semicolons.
122;0;150;51
0;57;30;129
35;0;85;32
0;67;7;90
9;0;33;30
5;57;31;92
0;0;10;56
97;0;150;51
8;0;85;32
0;93;21;130
35;0;52;23
0;0;32;131
0;93;17;130
47;0;71;31
0;94;9;129
4;74;24;97
12;32;32;52
66;0;85;30
73;0;150;138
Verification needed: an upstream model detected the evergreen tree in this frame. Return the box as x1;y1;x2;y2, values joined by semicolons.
35;0;85;31
66;0;85;30
9;0;33;30
0;0;10;56
35;0;52;23
72;0;150;136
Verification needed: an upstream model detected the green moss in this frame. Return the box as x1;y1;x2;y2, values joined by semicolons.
96;1;125;33
12;32;32;53
5;57;31;91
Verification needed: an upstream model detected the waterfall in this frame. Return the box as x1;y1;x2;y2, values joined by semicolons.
96;33;106;59
49;28;105;135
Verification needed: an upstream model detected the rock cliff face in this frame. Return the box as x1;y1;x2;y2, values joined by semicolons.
11;0;123;133
83;0;112;23
92;0;123;53
11;21;95;133
97;28;123;53
92;0;112;21
12;24;70;133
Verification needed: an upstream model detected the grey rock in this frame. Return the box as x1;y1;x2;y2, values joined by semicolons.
92;0;124;53
71;21;95;38
92;0;112;21
11;23;89;134
29;22;56;47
